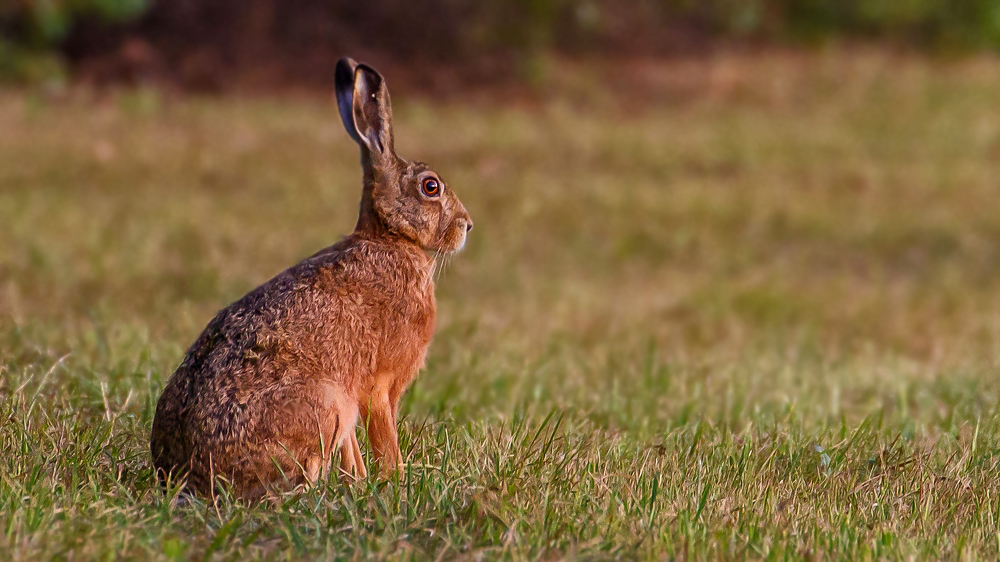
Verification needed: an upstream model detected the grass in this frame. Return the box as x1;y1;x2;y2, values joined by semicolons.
2;49;1000;559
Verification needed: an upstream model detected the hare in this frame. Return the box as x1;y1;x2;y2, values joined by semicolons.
150;57;472;501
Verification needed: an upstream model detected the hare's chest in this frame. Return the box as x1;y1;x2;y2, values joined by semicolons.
374;289;435;375
410;296;437;346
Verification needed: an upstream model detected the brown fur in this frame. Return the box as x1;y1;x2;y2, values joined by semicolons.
150;58;472;501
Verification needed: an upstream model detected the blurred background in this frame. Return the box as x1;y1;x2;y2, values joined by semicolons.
3;0;1000;90
2;2;1000;557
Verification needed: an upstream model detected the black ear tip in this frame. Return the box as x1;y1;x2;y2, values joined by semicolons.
335;57;358;86
335;57;362;143
355;63;385;88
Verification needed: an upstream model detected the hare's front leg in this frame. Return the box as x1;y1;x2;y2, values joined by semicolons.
361;391;403;474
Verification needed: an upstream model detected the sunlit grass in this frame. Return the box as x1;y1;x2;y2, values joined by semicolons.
2;50;1000;559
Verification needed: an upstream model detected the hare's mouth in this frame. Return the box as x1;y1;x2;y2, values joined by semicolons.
437;223;469;254
453;230;468;252
444;232;466;254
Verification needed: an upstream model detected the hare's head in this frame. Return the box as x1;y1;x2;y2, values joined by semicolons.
336;58;472;254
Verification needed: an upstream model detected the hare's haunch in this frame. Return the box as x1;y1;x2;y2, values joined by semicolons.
150;58;472;500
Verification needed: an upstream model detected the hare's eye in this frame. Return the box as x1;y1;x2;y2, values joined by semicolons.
421;177;441;197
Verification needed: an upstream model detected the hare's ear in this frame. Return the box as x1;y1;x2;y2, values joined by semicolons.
350;64;394;157
335;57;361;145
335;58;394;157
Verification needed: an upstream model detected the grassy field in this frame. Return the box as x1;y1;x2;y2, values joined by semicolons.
2;50;1000;559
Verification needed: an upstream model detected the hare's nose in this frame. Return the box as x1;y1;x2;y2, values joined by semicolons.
465;220;473;233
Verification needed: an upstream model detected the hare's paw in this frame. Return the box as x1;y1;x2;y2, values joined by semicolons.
338;430;367;483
